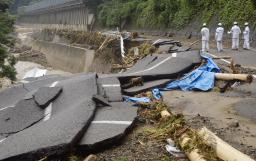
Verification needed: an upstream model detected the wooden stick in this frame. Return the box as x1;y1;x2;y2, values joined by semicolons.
97;38;109;51
212;56;231;59
179;134;207;161
189;40;200;47
215;73;253;83
198;127;254;161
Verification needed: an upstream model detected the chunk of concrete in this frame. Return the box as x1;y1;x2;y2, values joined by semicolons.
33;87;63;109
78;102;137;151
0;99;44;134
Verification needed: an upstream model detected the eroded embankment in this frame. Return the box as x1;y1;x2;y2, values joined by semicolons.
27;29;123;74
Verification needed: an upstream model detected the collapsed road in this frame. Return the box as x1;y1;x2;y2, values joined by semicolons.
1;27;256;160
0;49;204;161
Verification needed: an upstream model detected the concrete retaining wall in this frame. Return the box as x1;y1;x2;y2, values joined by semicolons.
32;40;95;73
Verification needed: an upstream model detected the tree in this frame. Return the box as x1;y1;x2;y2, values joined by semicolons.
0;0;17;81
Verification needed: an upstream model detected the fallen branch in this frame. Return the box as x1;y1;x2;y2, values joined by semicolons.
215;73;253;83
97;37;115;52
198;127;254;161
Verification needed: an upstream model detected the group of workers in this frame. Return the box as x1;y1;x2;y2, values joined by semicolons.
201;22;250;52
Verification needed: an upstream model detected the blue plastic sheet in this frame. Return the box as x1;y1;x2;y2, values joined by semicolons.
199;55;221;73
123;96;151;103
164;56;220;91
152;88;163;100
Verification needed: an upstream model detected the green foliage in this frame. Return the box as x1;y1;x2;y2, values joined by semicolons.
0;0;13;11
0;1;17;81
97;0;256;30
0;47;17;81
0;12;15;44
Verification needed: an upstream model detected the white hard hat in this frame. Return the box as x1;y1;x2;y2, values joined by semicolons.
218;23;222;26
234;22;238;25
203;23;207;27
244;22;249;26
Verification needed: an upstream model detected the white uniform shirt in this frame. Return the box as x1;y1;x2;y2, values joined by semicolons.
201;27;210;41
231;25;241;39
215;27;224;41
243;26;250;41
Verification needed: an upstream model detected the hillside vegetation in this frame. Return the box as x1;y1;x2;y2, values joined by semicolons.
0;0;17;81
97;0;256;30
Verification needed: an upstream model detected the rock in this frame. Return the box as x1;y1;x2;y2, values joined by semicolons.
84;155;97;161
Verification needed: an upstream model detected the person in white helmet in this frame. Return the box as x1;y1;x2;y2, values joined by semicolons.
215;23;224;52
243;22;250;50
201;23;210;52
229;22;241;50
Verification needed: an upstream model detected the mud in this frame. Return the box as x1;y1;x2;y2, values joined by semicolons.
234;99;256;122
163;90;256;160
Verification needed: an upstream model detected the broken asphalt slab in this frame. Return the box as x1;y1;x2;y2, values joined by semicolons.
0;85;28;109
0;73;98;161
123;79;172;96
100;52;201;84
152;39;181;47
120;55;194;79
97;76;123;102
33;86;63;109
0;99;44;134
92;95;111;107
78;102;137;151
0;75;66;110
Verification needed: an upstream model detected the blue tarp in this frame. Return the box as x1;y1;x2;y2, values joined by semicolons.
123;56;220;102
123;89;163;103
123;96;151;103
152;88;163;100
164;55;220;91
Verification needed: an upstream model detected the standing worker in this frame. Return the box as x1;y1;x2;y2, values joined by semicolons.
229;22;241;50
243;22;250;50
215;23;224;52
201;23;210;52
